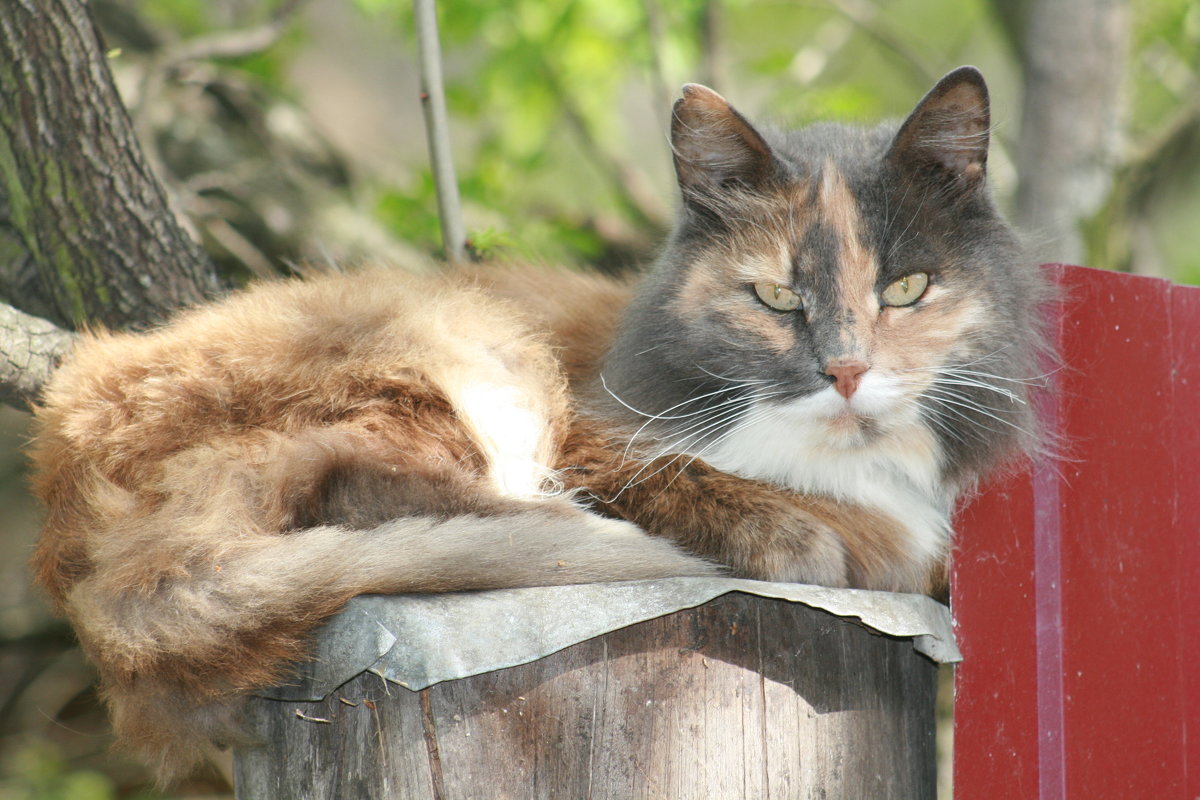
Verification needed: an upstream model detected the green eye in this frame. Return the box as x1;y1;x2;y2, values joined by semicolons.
754;282;802;312
880;272;929;307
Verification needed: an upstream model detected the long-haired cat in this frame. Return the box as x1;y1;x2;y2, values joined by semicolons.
29;66;1045;782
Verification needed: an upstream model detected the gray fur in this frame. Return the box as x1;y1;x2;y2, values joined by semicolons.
605;66;1049;490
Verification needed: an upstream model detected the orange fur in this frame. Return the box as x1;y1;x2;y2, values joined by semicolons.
29;267;716;781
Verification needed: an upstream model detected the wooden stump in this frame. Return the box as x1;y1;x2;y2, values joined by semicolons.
233;592;938;799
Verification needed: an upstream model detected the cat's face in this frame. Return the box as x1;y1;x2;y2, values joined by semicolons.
605;68;1044;491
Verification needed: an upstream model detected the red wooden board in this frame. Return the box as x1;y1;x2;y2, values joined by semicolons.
1172;284;1200;798
951;469;1040;798
953;265;1199;798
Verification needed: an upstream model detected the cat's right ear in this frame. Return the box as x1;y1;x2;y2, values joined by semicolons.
671;84;777;201
887;66;991;193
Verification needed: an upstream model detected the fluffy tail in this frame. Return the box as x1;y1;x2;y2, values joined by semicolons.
31;414;715;781
64;501;714;782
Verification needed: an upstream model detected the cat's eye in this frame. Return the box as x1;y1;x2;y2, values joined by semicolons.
754;282;803;312
880;272;929;307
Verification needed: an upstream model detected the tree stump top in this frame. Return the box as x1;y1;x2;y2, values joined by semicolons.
239;581;953;798
260;577;958;702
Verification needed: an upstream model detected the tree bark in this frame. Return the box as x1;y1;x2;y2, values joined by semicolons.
0;0;220;332
1001;0;1129;264
0;304;75;410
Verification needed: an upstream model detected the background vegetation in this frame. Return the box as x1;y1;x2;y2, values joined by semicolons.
1;0;1196;797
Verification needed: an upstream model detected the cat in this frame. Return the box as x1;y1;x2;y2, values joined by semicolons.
28;65;1046;782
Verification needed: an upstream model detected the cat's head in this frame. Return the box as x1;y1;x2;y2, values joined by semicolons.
604;67;1048;489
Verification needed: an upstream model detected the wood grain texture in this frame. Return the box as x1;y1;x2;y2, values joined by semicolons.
234;592;937;799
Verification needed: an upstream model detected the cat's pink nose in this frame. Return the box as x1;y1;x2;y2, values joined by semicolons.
825;360;869;399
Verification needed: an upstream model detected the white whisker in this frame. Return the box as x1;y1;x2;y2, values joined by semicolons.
618;386;781;463
932;377;1023;403
607;387;786;500
920;387;1033;437
694;365;776;386
625;401;790;500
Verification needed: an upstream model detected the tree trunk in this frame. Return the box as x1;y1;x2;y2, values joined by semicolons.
1001;0;1129;264
0;0;220;331
234;592;940;799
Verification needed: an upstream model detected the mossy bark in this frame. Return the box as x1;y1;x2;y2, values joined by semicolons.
0;0;220;331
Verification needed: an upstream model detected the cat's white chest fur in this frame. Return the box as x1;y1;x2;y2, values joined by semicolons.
699;373;952;564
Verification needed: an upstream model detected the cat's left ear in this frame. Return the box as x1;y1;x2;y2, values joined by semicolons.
671;84;777;199
887;66;990;190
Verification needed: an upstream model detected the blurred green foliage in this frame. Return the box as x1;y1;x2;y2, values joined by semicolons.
1106;0;1200;283
357;0;719;263
139;0;212;37
98;0;1200;279
1130;0;1199;136
0;741;116;800
354;0;1199;281
349;0;1012;265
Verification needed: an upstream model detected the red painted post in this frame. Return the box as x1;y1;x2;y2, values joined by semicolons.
952;265;1199;799
1172;284;1200;798
951;470;1040;796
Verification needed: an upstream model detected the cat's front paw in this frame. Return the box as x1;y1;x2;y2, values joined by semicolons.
725;499;851;588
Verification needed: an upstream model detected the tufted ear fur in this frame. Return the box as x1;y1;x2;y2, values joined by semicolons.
887;66;991;192
671;83;778;202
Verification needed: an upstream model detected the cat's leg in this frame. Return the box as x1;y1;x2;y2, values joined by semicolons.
562;446;851;587
560;425;941;593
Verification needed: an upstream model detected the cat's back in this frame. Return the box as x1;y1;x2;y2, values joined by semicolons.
469;264;635;385
32;268;567;483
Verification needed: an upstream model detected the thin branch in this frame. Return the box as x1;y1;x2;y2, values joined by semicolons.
132;0;311;140
412;0;466;263
540;66;670;233
828;0;938;85
122;1;314;281
200;216;280;281
1127;82;1200;167
640;0;673;122
698;0;727;92
0;301;76;411
158;0;309;66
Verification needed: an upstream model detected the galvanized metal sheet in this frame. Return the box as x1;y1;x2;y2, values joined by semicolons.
260;577;958;702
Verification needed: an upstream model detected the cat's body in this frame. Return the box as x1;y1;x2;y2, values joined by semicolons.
29;67;1046;781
